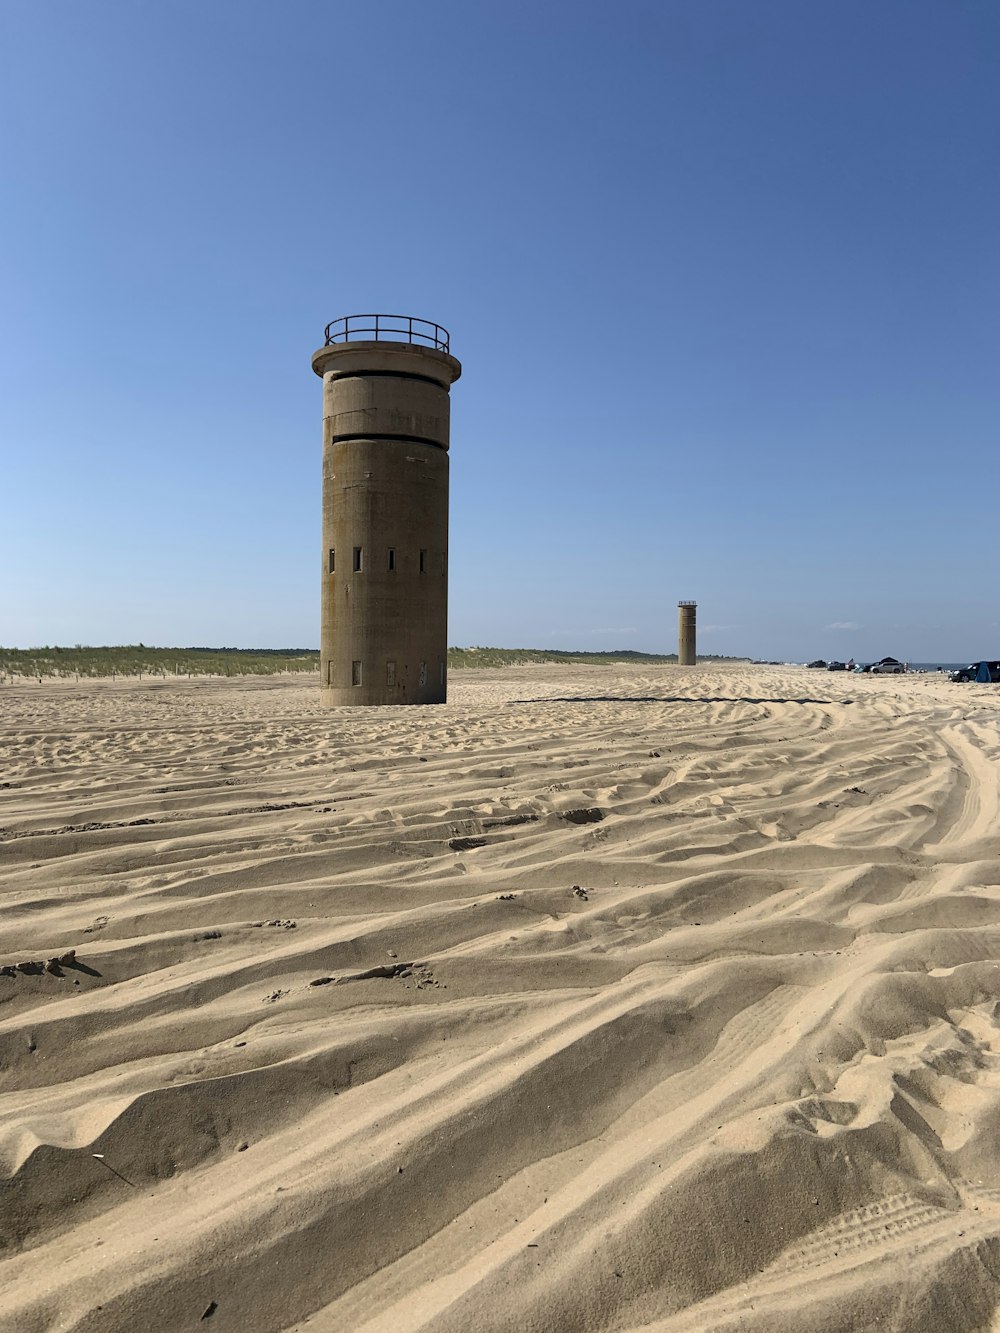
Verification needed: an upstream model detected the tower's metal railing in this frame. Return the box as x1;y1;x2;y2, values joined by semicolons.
323;314;450;353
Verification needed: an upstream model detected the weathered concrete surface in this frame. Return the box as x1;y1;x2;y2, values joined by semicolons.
313;338;461;705
678;600;697;666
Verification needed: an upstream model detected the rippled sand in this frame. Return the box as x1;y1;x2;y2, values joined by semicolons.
3;663;1000;1332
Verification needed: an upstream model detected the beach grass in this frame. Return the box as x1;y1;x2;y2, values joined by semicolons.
0;644;747;681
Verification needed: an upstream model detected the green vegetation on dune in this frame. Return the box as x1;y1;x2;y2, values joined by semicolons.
0;645;319;680
447;647;746;668
0;644;748;681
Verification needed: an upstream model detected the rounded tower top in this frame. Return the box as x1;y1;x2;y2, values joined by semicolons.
312;313;461;387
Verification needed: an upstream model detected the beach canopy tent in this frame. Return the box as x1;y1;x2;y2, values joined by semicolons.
977;660;992;682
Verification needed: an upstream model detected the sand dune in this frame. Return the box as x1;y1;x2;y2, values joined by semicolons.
2;663;1000;1331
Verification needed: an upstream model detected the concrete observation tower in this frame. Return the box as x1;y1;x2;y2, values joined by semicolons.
312;315;462;705
678;600;697;666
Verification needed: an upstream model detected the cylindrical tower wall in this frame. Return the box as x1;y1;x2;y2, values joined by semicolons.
313;335;461;705
678;601;697;666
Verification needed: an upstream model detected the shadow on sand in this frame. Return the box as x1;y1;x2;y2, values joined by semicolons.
509;696;855;706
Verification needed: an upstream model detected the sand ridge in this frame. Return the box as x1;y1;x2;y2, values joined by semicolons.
2;663;1000;1331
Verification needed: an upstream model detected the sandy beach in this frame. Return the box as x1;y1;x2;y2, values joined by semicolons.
3;662;1000;1331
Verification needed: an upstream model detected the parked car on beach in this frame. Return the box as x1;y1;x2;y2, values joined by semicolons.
806;659;827;669
950;661;1000;683
869;657;905;675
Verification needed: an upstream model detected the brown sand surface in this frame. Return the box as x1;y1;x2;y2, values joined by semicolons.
3;663;1000;1332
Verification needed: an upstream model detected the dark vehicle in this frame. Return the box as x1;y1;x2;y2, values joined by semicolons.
870;657;905;675
806;659;827;669
827;661;847;671
950;661;1000;683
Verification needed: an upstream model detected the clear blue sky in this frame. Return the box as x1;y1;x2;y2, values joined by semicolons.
1;0;997;662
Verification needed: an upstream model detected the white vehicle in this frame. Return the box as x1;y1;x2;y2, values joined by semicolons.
869;657;905;675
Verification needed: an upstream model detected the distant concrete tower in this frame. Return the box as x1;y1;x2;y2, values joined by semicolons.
678;600;697;666
312;315;462;705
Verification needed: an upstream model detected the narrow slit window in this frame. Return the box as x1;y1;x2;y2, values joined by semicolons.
386;661;396;687
419;661;427;687
351;660;363;686
328;548;335;573
353;547;363;572
441;551;446;577
387;547;396;572
419;548;427;574
439;660;445;686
